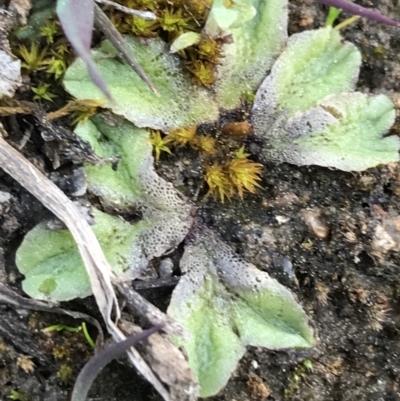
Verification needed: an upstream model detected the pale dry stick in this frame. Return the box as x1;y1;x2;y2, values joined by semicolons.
0;124;171;401
94;0;156;19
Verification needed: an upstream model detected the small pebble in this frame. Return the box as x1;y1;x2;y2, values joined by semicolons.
281;258;294;278
247;376;270;400
302;209;329;239
275;215;290;225
298;11;314;27
0;191;11;204
159;258;174;277
221;121;251;140
0;191;11;214
371;216;400;259
273;192;299;207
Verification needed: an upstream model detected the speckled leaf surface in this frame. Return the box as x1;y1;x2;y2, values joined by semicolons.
214;0;288;110
263;92;400;171
252;26;361;130
16;209;150;302
249;27;397;172
74;117;151;210
261;93;399;171
167;229;314;397
205;0;256;38
63;36;219;130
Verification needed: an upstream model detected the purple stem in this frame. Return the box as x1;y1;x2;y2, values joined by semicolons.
317;0;400;27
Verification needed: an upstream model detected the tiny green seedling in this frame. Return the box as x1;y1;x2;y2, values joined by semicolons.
325;5;343;26
43;323;81;333
43;322;95;348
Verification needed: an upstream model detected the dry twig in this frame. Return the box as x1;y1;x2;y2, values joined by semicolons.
94;0;156;19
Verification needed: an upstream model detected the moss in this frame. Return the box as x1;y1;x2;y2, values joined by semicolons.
57;364;73;383
106;0;222;87
52;345;71;360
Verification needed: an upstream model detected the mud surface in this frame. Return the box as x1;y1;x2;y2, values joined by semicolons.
1;1;400;401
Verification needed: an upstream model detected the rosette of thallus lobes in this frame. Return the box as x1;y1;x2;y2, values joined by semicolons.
15;0;399;397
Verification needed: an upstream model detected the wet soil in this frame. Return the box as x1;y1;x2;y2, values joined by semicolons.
2;1;400;401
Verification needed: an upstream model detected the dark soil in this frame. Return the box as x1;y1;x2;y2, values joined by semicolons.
2;1;400;401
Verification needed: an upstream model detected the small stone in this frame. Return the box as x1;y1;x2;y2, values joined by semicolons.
273;192;300;207
247;376;270;400
0;50;21;98
0;191;11;203
298;11;314;27
8;0;32;25
344;231;357;243
281;258;294;278
370;216;400;259
221;121;251;140
0;190;11;214
159;258;174;277
316;282;330;305
301;209;329;239
275;215;290;225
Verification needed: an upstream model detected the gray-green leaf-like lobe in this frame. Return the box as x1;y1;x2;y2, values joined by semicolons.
16;209;150;301
64;37;219;130
170;32;201;53
252;26;361;129
215;0;288;110
168;229;313;397
252;27;399;171
264;93;399;171
205;0;257;38
75;117;150;210
75;117;194;258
